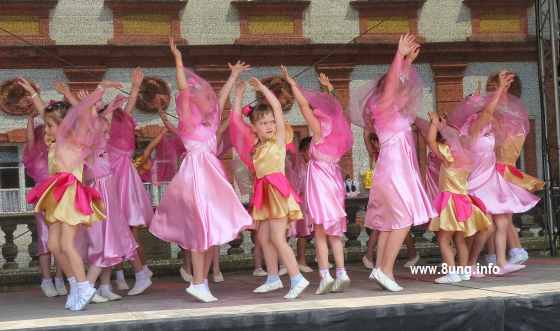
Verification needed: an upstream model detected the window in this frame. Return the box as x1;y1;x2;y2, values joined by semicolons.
0;145;31;213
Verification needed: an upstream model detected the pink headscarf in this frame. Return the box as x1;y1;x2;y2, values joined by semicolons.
493;94;530;150
176;68;220;140
302;88;353;158
349;54;424;132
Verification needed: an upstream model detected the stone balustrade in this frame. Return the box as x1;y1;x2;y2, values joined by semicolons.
0;187;549;286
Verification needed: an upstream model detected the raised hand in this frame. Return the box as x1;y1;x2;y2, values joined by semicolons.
318;73;334;91
169;36;181;59
131;67;144;89
280;65;296;85
249;77;264;91
398;33;418;57
498;70;515;91
407;44;421;64
53;81;71;96
228;61;251;76
76;89;89;101
16;77;37;94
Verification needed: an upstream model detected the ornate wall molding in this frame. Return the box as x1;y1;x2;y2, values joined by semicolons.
0;0;57;46
464;0;534;41
350;0;426;43
106;0;187;45
232;0;310;45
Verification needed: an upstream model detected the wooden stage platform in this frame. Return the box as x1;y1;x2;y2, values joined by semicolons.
1;258;559;331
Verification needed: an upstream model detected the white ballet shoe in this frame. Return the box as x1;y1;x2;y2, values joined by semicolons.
459;271;471;281
54;278;67;296
179;266;193;283
372;269;403;292
91;293;109;304
298;264;313;273
98;288;122;301
315;275;335;295
252;268;267;277
186;285;218;303
403;254;420;268
114;279;130;291
509;250;529;265
284;278;309;299
128;273;152;296
331;275;351;293
212;272;224;283
65;287;77;309
495;263;526;276
40;279;58;298
362;256;374;270
253;280;283;293
434;273;462;284
70;286;97;311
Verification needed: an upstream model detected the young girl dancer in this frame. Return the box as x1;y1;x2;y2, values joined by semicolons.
80;89;152;301
488;73;542;265
447;71;539;275
27;83;120;311
231;78;309;299
282;66;353;294
149;38;252;302
24;108;67;298
289;136;314;273
349;34;435;291
108;68;154;286
425;112;492;283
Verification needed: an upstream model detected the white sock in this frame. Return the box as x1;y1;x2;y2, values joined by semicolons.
192;283;206;291
54;277;65;286
116;270;126;281
335;267;347;279
319;268;331;279
77;281;92;292
143;265;151;274
135;270;146;281
41;277;53;284
99;284;111;292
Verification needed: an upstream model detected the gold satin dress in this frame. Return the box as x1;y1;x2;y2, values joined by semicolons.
429;144;492;237
33;144;105;226
252;137;303;222
495;135;544;192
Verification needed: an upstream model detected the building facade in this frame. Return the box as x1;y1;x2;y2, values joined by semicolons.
0;0;541;215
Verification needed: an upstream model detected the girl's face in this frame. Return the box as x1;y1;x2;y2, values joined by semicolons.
252;112;276;141
44;117;59;143
154;94;170;110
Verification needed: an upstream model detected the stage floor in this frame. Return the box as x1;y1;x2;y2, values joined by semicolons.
1;258;559;331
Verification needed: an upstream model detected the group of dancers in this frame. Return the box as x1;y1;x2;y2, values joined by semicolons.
19;33;541;310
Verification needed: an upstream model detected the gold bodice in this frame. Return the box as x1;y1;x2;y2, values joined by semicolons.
437;143;469;195
495;134;524;166
253;138;286;179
